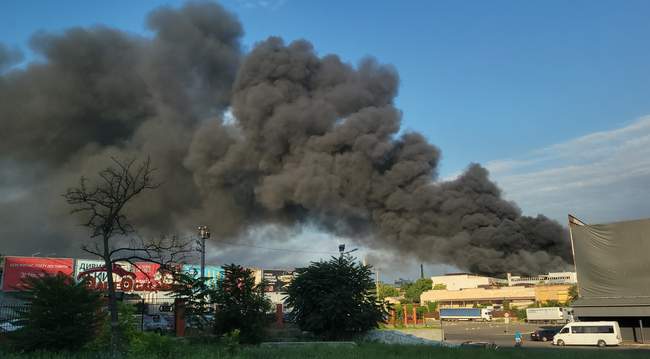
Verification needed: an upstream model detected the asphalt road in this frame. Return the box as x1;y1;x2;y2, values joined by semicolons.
438;321;650;350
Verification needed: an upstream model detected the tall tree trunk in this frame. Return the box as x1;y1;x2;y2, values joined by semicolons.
104;236;119;356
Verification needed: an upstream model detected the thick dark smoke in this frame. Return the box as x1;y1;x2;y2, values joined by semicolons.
0;2;572;275
0;44;23;73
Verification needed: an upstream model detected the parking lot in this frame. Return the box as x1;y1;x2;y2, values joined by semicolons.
437;321;650;350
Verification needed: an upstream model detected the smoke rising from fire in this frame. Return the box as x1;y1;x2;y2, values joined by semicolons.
0;2;572;275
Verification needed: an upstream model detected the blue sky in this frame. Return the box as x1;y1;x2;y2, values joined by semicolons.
3;1;650;278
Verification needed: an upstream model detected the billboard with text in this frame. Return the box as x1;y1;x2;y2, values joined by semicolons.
262;270;295;293
2;256;74;291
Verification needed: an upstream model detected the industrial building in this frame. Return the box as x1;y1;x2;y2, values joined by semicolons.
569;216;650;343
420;285;536;308
430;273;505;290
507;272;577;286
421;272;574;308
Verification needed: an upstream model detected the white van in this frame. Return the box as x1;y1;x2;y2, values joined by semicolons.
553;321;621;347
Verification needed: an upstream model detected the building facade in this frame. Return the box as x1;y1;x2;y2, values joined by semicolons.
507;272;577;286
430;273;504;291
420;286;537;309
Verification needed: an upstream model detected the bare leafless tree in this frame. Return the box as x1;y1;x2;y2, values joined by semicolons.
64;157;192;354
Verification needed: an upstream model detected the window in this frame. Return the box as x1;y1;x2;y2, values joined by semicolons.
571;326;614;334
560;328;569;334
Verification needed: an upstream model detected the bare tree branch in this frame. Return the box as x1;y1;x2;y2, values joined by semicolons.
62;156;180;353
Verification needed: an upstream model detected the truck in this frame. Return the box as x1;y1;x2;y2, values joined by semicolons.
439;308;492;321
526;307;573;324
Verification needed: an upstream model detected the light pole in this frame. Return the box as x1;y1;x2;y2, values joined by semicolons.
197;226;210;278
338;244;358;259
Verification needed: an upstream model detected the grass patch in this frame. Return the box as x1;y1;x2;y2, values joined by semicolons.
1;342;648;358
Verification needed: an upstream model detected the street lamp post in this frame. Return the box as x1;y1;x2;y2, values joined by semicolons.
197;226;210;278
337;244;358;259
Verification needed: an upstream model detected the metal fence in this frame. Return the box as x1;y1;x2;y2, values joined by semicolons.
0;304;29;322
0;296;189;334
129;296;176;333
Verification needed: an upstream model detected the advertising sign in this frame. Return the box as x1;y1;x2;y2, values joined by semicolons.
262;270;295;293
132;262;177;292
2;256;74;291
75;259;135;291
182;264;224;288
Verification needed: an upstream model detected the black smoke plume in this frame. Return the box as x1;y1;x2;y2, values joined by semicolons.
0;2;572;275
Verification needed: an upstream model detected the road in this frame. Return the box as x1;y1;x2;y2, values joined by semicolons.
402;321;650;350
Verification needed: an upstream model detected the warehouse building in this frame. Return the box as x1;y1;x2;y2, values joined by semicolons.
569;216;650;343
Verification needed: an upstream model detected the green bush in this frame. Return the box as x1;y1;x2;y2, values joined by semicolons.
129;332;179;359
86;302;140;353
286;255;385;340
11;274;104;352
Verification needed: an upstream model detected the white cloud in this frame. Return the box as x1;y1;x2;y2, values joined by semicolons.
235;0;287;11
486;116;650;224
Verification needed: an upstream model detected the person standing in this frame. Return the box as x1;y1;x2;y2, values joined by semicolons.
514;330;523;347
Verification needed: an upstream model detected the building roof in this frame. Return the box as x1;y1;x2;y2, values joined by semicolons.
573;297;650;307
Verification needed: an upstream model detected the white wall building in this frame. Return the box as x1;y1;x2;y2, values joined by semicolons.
507;272;577;286
431;273;501;291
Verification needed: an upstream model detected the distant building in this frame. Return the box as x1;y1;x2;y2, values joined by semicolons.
430;273;506;291
420;284;573;309
507;272;577;286
420;285;536;309
535;284;573;303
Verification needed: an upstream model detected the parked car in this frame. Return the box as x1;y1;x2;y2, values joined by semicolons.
143;314;173;333
0;319;27;333
185;314;214;330
531;328;560;342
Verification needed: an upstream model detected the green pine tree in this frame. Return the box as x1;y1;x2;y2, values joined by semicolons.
13;274;104;352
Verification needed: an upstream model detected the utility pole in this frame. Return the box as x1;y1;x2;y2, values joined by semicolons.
420;264;424;279
197;225;210;278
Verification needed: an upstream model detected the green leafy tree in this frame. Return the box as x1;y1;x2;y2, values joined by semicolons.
377;283;399;300
432;283;447;290
13;274;104;352
286;255;385;340
539;300;562;307
212;264;271;344
424;301;438;312
171;272;213;317
568;284;578;302
403;278;433;303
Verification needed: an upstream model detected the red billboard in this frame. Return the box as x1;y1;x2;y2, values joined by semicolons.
131;262;177;292
2;256;74;291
